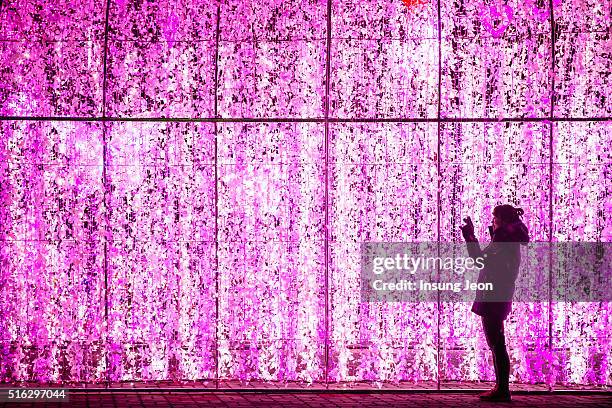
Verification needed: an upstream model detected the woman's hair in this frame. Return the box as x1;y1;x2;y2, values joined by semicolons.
493;204;524;224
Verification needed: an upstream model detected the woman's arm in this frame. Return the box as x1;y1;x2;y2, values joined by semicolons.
461;216;484;259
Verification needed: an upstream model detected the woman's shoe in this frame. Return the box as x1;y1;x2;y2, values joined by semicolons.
479;388;511;402
478;387;498;399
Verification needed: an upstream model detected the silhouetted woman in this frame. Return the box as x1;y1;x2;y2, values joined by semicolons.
460;205;530;402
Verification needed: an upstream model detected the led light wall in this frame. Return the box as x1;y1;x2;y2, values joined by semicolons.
0;0;610;386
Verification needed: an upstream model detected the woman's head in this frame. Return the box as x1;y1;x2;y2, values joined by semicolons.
492;204;524;230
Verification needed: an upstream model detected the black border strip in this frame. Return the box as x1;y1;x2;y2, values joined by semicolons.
0;387;605;395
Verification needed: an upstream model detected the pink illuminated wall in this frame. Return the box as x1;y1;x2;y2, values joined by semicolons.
0;0;610;387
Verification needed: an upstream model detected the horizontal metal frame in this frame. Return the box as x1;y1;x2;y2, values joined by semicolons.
0;116;611;123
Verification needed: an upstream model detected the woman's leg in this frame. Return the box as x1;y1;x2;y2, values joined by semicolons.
482;315;510;393
491;350;499;389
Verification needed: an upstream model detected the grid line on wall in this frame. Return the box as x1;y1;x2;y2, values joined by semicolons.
323;0;333;388
213;2;221;390
548;0;556;392
101;0;112;388
436;0;442;391
1;116;610;123
0;30;608;44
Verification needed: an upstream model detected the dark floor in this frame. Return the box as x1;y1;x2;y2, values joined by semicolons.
2;392;611;408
